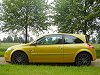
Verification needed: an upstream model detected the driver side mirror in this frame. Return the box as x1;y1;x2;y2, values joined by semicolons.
30;42;37;46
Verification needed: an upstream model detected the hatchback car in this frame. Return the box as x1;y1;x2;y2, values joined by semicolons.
4;33;96;66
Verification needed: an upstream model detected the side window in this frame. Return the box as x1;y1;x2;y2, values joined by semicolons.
64;35;84;44
36;35;63;45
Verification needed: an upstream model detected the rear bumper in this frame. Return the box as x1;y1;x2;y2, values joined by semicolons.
91;49;96;61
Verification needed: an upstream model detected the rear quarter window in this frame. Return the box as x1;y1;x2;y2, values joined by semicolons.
64;35;84;44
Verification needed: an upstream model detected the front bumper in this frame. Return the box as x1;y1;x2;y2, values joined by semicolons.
4;50;12;62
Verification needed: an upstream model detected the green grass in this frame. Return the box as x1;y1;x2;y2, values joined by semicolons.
0;64;100;75
0;43;19;57
93;44;100;58
93;44;100;51
0;43;100;58
0;43;19;48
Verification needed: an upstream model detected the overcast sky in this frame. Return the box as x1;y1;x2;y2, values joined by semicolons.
0;0;2;3
47;0;54;4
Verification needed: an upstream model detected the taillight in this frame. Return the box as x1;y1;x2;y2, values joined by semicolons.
87;44;94;49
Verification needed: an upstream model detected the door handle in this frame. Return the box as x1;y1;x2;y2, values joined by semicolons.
58;46;63;49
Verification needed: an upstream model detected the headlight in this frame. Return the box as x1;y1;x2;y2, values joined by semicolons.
7;48;12;51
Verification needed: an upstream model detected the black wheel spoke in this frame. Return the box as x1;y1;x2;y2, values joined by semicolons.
75;53;91;66
11;51;29;65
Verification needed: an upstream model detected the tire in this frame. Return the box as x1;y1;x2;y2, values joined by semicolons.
75;52;91;66
11;51;29;65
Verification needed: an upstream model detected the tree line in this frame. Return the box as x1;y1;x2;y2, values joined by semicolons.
1;35;33;43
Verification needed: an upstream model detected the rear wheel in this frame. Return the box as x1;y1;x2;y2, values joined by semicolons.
11;51;29;65
75;52;91;66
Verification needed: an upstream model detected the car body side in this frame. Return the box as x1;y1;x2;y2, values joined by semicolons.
4;34;96;63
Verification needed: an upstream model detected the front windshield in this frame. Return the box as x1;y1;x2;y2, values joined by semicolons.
28;35;44;45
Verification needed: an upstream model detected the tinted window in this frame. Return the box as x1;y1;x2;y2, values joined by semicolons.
36;35;63;45
64;35;84;44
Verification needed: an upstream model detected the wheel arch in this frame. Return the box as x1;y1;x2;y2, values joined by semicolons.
11;50;29;62
74;50;93;61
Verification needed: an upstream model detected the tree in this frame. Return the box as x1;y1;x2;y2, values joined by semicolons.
29;37;33;42
92;38;96;43
97;34;100;44
1;0;48;43
2;37;6;42
5;36;13;43
13;35;19;43
97;29;100;44
53;0;100;35
18;36;24;43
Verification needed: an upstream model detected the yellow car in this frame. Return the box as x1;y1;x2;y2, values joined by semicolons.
4;33;96;66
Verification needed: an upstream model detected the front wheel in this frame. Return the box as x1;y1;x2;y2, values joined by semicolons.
11;51;29;65
75;52;91;66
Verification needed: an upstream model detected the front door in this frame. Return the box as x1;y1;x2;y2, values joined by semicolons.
31;34;64;63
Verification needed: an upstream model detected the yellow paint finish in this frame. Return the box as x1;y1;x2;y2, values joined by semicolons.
30;44;63;63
